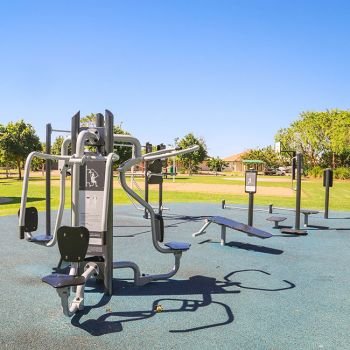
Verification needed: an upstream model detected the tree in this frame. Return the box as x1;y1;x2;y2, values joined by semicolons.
0;120;42;179
113;123;132;166
275;109;350;169
176;133;208;175
51;136;65;155
242;146;282;167
207;157;228;175
31;142;45;174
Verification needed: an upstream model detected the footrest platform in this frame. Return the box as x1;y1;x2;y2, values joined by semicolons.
165;242;191;251
29;234;52;243
280;228;308;236
42;274;86;288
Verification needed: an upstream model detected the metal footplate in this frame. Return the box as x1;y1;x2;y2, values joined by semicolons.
42;274;86;288
28;234;53;243
164;242;191;251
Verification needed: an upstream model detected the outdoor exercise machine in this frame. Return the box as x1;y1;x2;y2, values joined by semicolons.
144;142;166;219
193;216;272;246
221;170;272;225
45;123;71;238
221;171;271;219
271;142;307;235
118;141;171;217
18;111;199;316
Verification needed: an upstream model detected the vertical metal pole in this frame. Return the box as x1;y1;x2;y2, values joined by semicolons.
295;153;302;230
45;123;52;236
144;162;149;219
248;192;254;226
96;113;104;155
105;110;114;296
159;179;163;216
71;111;80;227
131;145;135;189
96;113;104;127
220;226;226;245
324;171;330;219
172;157;175;183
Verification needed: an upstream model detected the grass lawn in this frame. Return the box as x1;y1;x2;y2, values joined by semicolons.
1;174;350;216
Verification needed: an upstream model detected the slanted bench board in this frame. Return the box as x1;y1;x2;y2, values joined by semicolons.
193;215;272;246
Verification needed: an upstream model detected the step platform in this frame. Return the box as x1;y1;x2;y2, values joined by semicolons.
280;228;308;236
42;274;86;288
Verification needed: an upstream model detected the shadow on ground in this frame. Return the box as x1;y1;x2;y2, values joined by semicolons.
71;271;295;336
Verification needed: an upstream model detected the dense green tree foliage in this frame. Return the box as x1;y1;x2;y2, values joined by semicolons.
275;109;350;168
242;146;282;167
207;157;228;175
176;133;208;175
0;120;41;179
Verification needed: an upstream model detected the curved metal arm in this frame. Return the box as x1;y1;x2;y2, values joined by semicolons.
101;152;119;232
19;151;68;245
143;145;199;162
76;130;98;157
144;147;177;158
118;145;199;254
119;164;171;254
114;134;142;158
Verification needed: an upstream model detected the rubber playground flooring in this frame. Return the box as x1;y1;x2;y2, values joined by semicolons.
0;203;349;350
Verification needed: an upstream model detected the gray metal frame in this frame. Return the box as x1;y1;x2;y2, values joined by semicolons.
116;145;199;285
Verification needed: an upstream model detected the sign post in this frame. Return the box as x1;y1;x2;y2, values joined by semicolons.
245;169;257;226
323;169;333;219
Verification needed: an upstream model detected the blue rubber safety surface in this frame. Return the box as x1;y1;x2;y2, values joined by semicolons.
1;203;350;350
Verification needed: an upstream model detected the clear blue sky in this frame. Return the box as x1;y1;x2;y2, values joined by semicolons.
0;0;349;157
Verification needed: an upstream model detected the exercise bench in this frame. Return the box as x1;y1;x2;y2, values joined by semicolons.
193;216;272;246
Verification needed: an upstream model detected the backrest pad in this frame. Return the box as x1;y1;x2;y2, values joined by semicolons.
57;226;90;262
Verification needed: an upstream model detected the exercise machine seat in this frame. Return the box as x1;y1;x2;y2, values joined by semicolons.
42;274;86;288
165;241;191;251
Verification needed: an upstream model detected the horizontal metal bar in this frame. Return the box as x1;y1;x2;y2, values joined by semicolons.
51;129;71;133
224;205;269;213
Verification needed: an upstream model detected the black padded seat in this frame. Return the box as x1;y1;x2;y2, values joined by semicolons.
28;234;52;243
165;242;191;251
42;274;86;288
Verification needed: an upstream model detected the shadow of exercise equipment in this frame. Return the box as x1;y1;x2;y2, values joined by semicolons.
200;239;284;255
113;215;207;238
71;271;295;336
224;241;284;255
224;270;296;292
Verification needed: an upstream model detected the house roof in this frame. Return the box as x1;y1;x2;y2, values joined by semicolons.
224;152;245;162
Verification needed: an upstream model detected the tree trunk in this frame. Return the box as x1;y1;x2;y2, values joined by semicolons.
332;152;336;169
17;159;21;180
